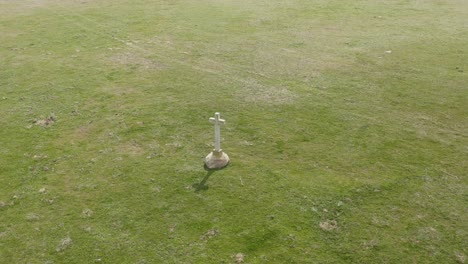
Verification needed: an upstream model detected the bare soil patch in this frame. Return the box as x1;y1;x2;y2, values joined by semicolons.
319;220;339;231
33;115;55;127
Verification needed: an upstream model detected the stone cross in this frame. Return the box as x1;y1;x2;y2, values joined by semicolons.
205;112;229;169
209;112;225;151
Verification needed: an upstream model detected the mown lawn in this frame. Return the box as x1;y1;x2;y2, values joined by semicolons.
0;0;467;263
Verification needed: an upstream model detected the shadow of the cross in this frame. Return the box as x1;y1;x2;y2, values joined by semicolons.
193;171;213;192
192;165;226;192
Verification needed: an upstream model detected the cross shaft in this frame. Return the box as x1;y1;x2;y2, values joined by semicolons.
209;112;225;151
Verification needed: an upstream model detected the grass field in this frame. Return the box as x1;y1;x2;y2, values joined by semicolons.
0;0;467;263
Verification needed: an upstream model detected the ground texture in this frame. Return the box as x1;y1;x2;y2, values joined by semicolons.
0;0;467;263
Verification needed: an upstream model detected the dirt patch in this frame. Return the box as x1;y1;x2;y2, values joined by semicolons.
234;253;245;263
200;229;219;241
33;115;56;127
81;208;93;218
319;220;338;231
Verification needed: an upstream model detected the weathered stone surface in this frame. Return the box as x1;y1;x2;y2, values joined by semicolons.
205;150;229;169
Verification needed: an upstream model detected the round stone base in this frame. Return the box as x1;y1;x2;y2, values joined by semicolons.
205;150;230;169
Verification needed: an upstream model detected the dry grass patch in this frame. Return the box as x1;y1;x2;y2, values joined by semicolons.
455;252;466;263
115;141;145;157
238;79;297;105
56;237;73;252
100;85;141;96
109;51;166;71
58;123;96;146
0;0;50;12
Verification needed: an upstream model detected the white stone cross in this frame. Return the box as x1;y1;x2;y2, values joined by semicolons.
209;112;225;152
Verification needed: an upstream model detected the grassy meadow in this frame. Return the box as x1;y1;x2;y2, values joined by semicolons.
0;0;467;263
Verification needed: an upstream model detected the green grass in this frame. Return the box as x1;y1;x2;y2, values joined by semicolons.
0;0;467;263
